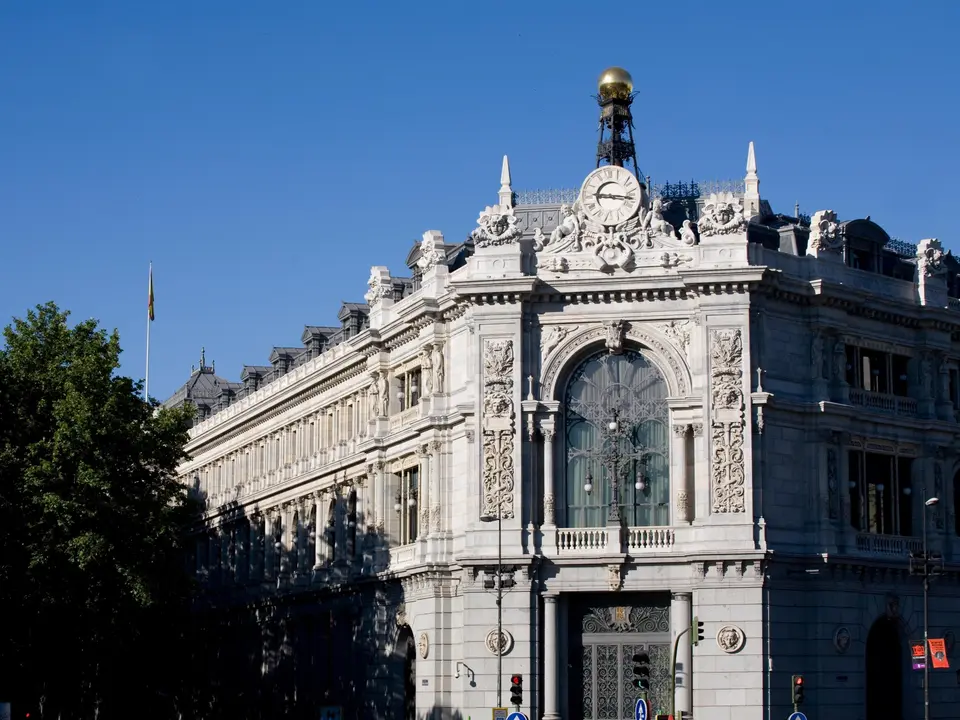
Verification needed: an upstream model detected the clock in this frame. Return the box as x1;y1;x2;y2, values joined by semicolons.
579;165;643;226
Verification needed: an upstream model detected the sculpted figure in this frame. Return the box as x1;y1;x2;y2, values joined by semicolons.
431;343;445;392
643;198;675;238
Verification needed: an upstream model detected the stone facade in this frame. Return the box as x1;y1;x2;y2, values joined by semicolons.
167;146;960;720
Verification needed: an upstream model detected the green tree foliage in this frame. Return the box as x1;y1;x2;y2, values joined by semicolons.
0;303;196;719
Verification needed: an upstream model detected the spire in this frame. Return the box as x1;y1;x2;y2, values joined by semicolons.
498;155;514;210
743;141;761;220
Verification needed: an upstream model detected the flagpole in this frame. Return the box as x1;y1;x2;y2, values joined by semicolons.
145;261;152;402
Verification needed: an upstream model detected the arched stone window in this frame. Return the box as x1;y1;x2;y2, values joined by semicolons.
563;348;670;528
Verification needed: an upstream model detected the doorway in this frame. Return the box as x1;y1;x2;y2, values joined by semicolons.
865;616;903;720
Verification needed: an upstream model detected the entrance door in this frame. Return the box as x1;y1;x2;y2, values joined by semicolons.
569;595;672;720
865;617;903;720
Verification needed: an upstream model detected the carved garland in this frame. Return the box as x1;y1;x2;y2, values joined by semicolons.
481;339;516;520
541;323;691;401
710;328;746;514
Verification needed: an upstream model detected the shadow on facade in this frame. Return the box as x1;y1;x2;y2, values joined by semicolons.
176;495;424;720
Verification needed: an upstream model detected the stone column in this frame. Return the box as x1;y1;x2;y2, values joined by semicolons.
418;445;431;536
671;592;693;717
311;493;323;568
543;594;561;720
673;424;691;523
249;511;260;580
263;512;274;580
430;440;442;534
296;499;307;574
542;425;556;526
691;423;708;520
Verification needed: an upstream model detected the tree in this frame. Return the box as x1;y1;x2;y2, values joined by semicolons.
0;302;196;719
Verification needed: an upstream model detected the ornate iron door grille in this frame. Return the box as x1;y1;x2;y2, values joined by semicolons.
572;601;672;720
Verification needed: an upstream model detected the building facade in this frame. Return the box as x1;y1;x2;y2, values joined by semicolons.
167;70;960;720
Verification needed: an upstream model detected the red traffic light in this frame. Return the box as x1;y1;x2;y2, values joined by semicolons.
510;674;522;685
794;676;803;686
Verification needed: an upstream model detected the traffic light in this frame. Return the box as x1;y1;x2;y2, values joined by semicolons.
632;651;651;691
791;674;804;707
693;616;705;646
510;674;523;706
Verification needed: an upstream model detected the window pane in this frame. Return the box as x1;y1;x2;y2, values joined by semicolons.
564;349;669;528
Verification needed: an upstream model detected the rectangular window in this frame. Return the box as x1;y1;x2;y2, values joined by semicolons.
396;368;422;411
848;448;913;535
844;345;910;397
396;466;419;545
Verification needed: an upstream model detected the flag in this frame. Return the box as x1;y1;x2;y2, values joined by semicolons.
148;263;155;322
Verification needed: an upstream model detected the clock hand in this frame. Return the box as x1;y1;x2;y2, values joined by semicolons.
597;193;630;200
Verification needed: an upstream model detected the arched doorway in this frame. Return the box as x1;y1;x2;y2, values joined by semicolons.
866;617;903;720
397;626;416;720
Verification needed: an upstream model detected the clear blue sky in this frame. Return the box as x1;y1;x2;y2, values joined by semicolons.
2;1;958;401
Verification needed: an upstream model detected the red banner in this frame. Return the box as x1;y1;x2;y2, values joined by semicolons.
929;639;950;669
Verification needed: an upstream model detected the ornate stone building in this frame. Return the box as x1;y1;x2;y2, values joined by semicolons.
167;69;960;720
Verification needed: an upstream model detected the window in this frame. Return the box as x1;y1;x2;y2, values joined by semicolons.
396;369;422;411
954;471;960;537
564;349;670;528
394;466;419;544
848;450;913;535
844;346;910;396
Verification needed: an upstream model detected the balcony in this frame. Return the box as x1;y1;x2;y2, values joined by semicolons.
389;406;418;432
849;388;917;417
855;532;923;556
554;526;675;555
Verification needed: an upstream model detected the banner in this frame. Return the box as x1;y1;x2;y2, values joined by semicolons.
929;638;950;669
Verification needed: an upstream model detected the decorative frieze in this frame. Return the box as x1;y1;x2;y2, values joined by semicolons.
481;339;516;520
709;328;746;514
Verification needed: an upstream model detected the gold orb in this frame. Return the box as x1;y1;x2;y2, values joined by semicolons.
598;67;633;100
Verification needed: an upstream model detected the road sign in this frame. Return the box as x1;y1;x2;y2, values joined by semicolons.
507;713;529;720
492;709;509;720
788;712;807;720
635;697;649;720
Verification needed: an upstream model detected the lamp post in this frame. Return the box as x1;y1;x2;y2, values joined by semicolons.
909;486;941;720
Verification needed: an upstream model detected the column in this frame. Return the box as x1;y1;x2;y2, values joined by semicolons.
375;460;387;535
418;446;431;536
296;499;307;574
263;513;274;580
673;424;691;524
249;511;261;580
430;440;442;534
542;425;556;526
671;592;693;717
312;492;323;568
543;594;560;720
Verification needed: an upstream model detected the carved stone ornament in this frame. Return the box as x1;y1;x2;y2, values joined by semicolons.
533;188;697;273
417;231;445;270
716;625;746;654
471;205;522;248
697;192;746;237
917;238;948;278
654;319;692;360
710;329;746;514
481;339;516;520
395;602;408;628
607;564;622;592
809;210;842;252
417;632;430;659
485;628;514;656
833;626;851;654
364;266;392;306
604;319;626;354
541;324;573;360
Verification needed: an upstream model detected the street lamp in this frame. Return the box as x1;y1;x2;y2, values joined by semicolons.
910;487;942;720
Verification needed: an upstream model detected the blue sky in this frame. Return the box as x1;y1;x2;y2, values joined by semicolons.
1;1;958;401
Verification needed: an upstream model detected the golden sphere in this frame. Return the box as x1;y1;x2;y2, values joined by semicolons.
598;67;633;100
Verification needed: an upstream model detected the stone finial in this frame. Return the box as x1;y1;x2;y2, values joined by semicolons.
364;266;393;307
417;230;446;271
743;141;760;219
499;155;513;210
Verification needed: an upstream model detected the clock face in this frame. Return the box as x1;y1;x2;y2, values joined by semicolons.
579;166;643;226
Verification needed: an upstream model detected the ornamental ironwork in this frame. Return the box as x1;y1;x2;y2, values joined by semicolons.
580;604;670;634
886;237;918;258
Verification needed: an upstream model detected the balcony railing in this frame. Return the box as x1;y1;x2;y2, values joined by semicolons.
389;406;419;432
849;388;917;417
389;543;417;566
855;532;924;556
555;526;675;554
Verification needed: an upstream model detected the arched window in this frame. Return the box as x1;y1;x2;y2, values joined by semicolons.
564;348;670;528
